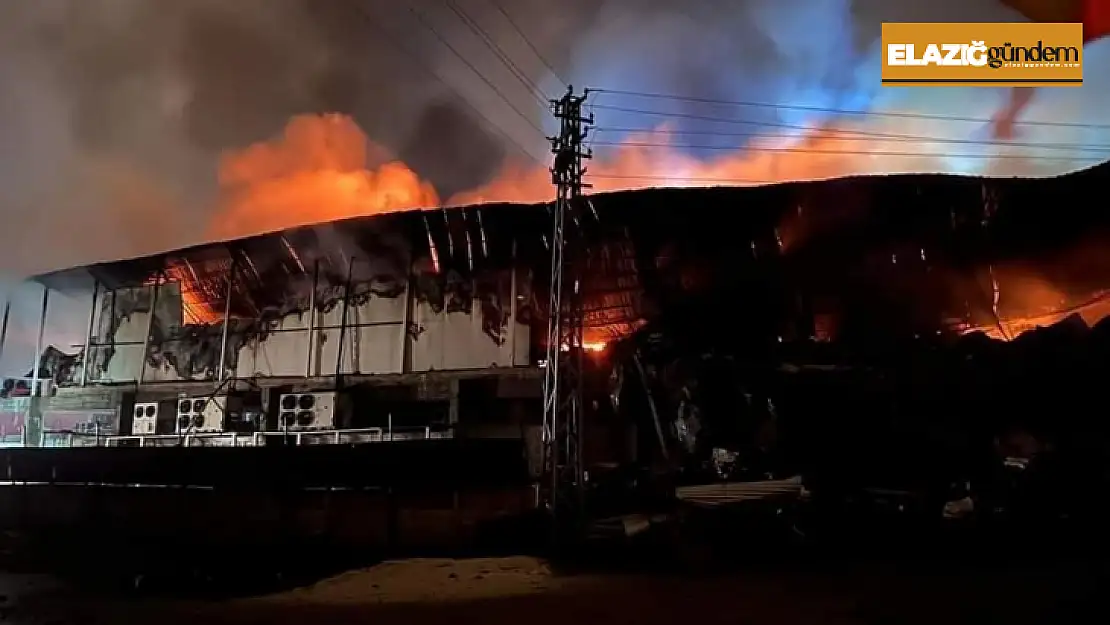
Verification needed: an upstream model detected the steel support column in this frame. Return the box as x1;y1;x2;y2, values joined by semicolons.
137;277;160;386
80;280;99;387
306;260;319;378
334;256;356;384
510;238;518;366
398;262;412;374
0;299;10;368
217;260;236;383
30;286;49;397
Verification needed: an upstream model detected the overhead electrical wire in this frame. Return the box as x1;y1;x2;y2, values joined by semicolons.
442;0;550;106
589;140;1105;161
591;88;1110;132
347;3;546;165
591;126;1110;153
488;0;568;89
588;104;1110;162
590;104;1110;138
403;1;547;138
587;173;777;185
585;89;1110;186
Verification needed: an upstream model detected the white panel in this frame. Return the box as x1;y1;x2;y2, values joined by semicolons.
98;311;150;382
113;311;150;344
234;311;312;378
272;310;311;331
315;325;403;376
234;287;407;378
410;300;515;371
103;344;144;382
312;288;406;376
236;330;311;378
315;291;406;327
512;319;531;366
0;287;33;378
143;357;185;382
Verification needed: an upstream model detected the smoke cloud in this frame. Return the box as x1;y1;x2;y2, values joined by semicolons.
1;0;1109;375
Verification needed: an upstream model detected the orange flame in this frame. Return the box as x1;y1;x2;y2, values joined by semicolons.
210;114;438;239
208;114;960;240
202;113;1110;339
449;123;897;207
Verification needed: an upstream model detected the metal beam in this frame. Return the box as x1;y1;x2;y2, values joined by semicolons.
305;260;319;378
137;277;160;386
80;280;99;387
334;256;356;383
510;238;518;366
0;298;10;368
30;286;49;397
398;262;412;374
216;261;236;382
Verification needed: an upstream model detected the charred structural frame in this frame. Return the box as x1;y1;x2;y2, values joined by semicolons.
23;162;1110;426
33;205;553;391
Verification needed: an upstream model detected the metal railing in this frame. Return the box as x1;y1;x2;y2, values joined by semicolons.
106;425;450;448
37;425;451;449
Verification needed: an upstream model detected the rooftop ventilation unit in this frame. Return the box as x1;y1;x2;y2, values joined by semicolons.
131;402;158;436
176;396;241;434
277;392;343;431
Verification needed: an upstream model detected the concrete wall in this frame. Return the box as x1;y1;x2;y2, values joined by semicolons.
0;485;538;568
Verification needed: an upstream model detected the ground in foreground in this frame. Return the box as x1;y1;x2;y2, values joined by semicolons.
7;555;1107;625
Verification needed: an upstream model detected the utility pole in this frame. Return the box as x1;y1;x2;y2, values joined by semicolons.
542;86;592;544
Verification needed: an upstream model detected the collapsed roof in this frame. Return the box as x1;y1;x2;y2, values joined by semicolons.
33;162;1110;347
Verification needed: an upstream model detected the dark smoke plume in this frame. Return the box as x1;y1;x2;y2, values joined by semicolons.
0;0;1108;375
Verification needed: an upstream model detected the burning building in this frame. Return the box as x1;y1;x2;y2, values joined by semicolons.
5;159;1110;466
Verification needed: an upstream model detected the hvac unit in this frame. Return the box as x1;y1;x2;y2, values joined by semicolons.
277;392;342;430
131;402;159;436
176;396;242;433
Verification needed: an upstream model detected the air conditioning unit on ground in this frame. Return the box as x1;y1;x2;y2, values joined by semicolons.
176;395;241;433
131;402;158;436
277;392;344;430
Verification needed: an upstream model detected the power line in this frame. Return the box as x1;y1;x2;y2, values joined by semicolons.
591;88;1110;131
594;104;918;137
442;0;549;106
590;140;1105;161
592;104;1110;137
404;1;547;138
592;126;1110;154
587;173;773;184
348;3;545;165
488;0;568;88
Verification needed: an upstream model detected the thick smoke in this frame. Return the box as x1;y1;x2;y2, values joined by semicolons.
1;0;1109;375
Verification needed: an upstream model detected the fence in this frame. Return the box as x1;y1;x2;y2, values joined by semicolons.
40;425;451;449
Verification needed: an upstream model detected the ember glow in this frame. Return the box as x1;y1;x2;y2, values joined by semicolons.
560;341;607;353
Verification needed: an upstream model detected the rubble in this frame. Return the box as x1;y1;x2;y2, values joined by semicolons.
618;310;1110;500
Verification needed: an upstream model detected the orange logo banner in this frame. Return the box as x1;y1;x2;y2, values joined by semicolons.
881;22;1084;87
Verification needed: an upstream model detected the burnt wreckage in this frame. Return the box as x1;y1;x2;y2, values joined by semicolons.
27;162;1110;487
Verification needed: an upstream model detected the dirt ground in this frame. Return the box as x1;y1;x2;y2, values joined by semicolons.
5;555;1104;625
